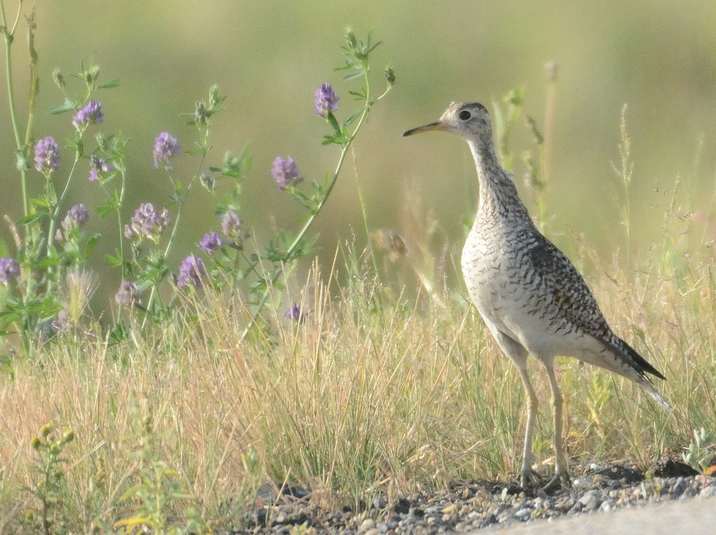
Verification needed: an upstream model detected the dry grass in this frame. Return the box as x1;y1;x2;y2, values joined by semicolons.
0;221;714;531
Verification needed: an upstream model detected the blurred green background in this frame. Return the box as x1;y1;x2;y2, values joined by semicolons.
1;0;715;295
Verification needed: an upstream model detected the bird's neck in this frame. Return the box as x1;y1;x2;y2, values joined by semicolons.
467;137;527;220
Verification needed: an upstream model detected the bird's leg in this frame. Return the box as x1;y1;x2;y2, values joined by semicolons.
515;364;541;488
543;363;570;492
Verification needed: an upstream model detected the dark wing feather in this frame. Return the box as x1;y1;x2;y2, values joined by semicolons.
525;234;665;380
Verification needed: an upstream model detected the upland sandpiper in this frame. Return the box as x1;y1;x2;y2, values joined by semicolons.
404;102;668;490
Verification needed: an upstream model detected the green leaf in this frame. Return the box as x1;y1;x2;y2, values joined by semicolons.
17;212;44;225
49;98;77;115
98;78;120;89
33;256;62;269
96;197;119;218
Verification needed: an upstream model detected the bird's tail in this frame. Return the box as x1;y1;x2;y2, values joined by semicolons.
639;379;672;412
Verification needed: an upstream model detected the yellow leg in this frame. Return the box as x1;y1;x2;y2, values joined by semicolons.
543;363;570;490
516;363;540;487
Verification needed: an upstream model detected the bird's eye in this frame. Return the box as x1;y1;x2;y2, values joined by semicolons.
459;110;472;121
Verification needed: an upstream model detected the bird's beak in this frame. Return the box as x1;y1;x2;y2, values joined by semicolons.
402;121;446;137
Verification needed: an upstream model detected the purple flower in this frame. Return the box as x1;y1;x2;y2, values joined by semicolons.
220;209;241;240
153;132;180;169
0;257;20;284
271;156;302;190
314;83;339;117
115;280;137;306
285;303;302;322
199;232;222;254
62;203;90;231
72;100;104;129
124;202;170;242
176;254;206;289
88;155;113;182
34;136;60;175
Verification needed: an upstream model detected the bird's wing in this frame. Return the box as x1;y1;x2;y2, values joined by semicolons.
524;234;665;380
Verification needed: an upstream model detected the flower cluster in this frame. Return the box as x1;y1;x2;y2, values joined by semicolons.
34;136;60;175
115;280;137;306
221;209;241;240
72;100;104;129
124;202;170;242
176;254;206;289
199;232;222;255
62;203;90;231
152;132;180;169
88;155;113;182
314;83;339;117
271;156;302;190
0;257;20;284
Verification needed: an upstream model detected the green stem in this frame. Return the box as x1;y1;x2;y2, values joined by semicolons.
0;0;29;218
141;152;206;328
116;169;126;279
239;76;390;341
46;152;80;255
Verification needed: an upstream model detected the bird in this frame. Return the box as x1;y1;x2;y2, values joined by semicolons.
403;101;668;491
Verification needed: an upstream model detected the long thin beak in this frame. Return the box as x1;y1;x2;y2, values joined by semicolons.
402;121;446;137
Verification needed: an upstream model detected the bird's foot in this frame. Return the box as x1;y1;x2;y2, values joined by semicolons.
520;466;542;489
541;470;571;493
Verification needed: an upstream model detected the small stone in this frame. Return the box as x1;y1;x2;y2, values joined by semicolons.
364;529;379;535
700;485;716;498
555;496;575;512
480;513;498;527
572;476;594;490
567;502;584;515
497;510;512;523
579;490;602;510
359;518;375;532
671;477;687;497
393;498;411;514
514;508;531;520
442;504;458;514
599;500;614;512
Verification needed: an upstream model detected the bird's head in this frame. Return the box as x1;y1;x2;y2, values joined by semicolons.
403;101;492;142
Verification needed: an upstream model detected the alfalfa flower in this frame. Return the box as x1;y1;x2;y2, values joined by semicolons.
72;100;104;130
34;136;60;175
63;203;89;229
152;132;180;169
57;203;90;241
0;257;20;284
199;232;222;255
271;156;302;190
114;280;137;306
124;202;170;242
176;254;206;289
314;83;339;117
88;155;113;182
220;209;241;240
285;303;302;322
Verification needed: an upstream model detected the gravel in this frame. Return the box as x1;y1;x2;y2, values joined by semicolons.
238;460;715;534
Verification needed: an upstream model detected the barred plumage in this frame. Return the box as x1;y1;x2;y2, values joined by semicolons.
404;101;668;491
